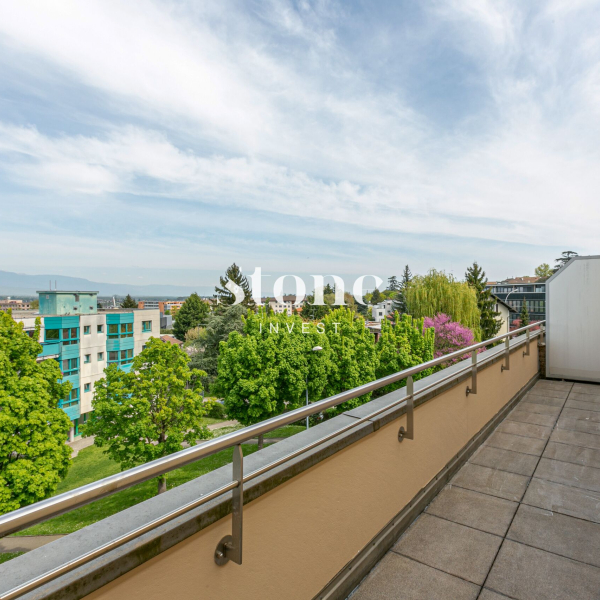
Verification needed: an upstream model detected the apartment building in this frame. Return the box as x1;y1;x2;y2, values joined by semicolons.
0;298;31;310
12;290;159;441
261;295;302;316
137;299;186;313
486;276;546;325
371;299;394;322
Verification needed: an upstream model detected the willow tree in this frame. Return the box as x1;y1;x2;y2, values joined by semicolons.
404;270;481;336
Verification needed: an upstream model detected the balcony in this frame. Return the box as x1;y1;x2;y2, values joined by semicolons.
37;342;60;361
1;323;599;600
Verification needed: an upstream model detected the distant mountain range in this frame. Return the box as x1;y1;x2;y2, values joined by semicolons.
0;270;213;298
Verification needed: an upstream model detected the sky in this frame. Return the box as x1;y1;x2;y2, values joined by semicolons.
0;0;599;292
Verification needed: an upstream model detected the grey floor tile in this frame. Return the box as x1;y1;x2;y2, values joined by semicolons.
349;552;480;600
550;427;600;450
425;486;518;536
522;395;564;408
512;402;561;417
534;457;600;493
569;392;600;404
562;407;600;422
557;416;600;435
393;514;502;585
478;589;512;600
572;383;600;395
486;539;600;600
565;398;600;413
484;431;546;456
496;420;552;440
543;441;600;469
527;388;569;400
507;504;600;568
452;463;530;501
523;478;600;524
471;446;539;477
507;409;557;428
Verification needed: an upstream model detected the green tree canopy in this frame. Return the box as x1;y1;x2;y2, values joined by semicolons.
387;276;399;291
84;338;209;494
189;304;246;390
0;312;71;514
404;270;481;336
173;293;209;341
216;310;334;438
534;263;552;278
401;265;412;288
320;308;378;416
465;262;501;341
519;301;530;326
554;251;578;272
120;294;137;308
214;263;255;309
375;313;435;396
370;288;383;304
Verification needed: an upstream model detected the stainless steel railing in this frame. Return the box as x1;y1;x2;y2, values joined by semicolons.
0;321;544;599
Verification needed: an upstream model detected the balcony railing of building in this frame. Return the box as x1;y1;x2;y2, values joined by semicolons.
0;321;544;600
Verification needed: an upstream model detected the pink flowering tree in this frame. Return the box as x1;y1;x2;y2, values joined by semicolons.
423;313;478;365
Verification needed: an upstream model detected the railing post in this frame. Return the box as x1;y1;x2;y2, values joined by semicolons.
398;375;414;442
466;350;477;395
523;328;530;357
214;444;243;566
501;337;510;372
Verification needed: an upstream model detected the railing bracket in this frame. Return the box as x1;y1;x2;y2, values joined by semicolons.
398;375;414;442
214;444;243;566
466;350;478;396
500;337;510;372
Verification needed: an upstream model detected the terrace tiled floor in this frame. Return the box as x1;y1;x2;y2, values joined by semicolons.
349;379;600;600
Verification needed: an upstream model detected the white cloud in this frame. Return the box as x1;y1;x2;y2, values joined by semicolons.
0;0;600;276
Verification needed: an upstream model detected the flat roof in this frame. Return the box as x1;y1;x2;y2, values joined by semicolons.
37;290;99;294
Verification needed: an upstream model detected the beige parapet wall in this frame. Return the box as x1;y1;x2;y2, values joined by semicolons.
84;343;539;600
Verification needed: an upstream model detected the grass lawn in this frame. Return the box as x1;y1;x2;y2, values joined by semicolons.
0;551;25;564
12;422;305;537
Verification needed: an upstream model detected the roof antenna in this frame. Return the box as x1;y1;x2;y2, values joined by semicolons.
55;280;57;290
49;280;51;290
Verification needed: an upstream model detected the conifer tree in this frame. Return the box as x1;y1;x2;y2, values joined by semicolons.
173;293;209;341
214;263;255;308
465;262;501;340
120;294;137;308
401;265;412;288
387;276;400;291
392;265;412;315
519;301;530;326
371;288;383;304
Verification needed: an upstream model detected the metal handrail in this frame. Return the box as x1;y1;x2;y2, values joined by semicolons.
0;321;544;600
0;321;543;538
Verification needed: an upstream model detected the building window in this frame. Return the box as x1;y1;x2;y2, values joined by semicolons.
108;351;119;362
62;387;79;407
84;354;91;363
61;357;79;375
83;325;91;335
98;352;104;361
108;324;119;337
61;327;79;344
120;323;133;337
97;324;104;333
46;329;60;340
142;320;152;332
84;383;91;393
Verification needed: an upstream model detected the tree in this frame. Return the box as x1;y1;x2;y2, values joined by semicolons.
519;301;530;327
387;276;400;291
404;270;481;336
216;310;333;445
215;263;255;308
301;291;333;320
0;312;71;514
371;288;383;304
85;338;210;494
401;265;412;288
375;313;435;395
465;262;501;341
392;290;407;315
320;308;378;416
173;293;209;341
535;263;552;278
189;304;246;390
323;283;335;295
423;314;479;365
30;299;39;309
120;294;137;308
554;251;578;272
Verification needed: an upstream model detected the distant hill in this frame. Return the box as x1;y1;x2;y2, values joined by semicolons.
0;270;213;298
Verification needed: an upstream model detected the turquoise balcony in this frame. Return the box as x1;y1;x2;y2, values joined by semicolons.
38;342;60;359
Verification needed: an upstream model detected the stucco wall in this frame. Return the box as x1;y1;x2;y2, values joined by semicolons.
83;343;539;600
